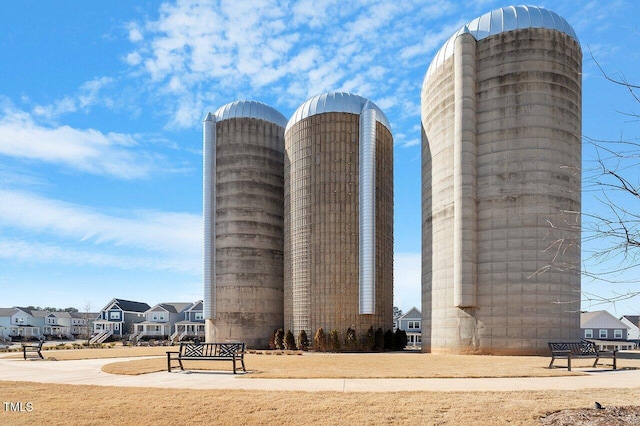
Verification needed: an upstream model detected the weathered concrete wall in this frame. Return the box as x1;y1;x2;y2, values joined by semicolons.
285;112;394;343
206;117;284;349
422;28;582;355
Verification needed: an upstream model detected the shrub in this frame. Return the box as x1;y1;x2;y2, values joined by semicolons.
328;329;340;352
394;329;408;351
269;330;277;350
274;329;284;350
344;327;357;352
374;328;385;351
297;330;309;351
384;329;394;350
313;327;326;352
284;330;296;350
365;326;375;351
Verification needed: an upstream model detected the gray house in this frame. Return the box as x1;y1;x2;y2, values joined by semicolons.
172;300;205;343
581;310;635;350
132;302;192;343
396;307;422;347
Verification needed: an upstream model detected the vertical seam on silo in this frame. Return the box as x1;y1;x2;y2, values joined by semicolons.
359;105;376;314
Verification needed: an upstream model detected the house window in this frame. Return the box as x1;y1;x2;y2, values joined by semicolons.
584;329;593;338
195;313;203;320
599;329;608;339
408;321;420;329
614;329;623;339
109;311;121;320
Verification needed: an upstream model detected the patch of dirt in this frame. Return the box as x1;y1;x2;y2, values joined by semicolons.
541;406;640;425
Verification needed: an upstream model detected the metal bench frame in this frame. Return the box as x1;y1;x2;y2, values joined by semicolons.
548;340;617;371
166;342;246;374
22;340;44;360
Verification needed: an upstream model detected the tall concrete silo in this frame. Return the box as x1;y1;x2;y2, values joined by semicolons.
284;92;394;343
203;100;287;349
421;6;582;355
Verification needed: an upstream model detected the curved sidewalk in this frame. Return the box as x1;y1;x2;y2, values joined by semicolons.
1;357;640;392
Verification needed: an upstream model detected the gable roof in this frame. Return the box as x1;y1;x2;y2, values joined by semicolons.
102;298;151;313
581;310;629;330
621;315;640;329
187;300;203;311
398;307;421;321
0;308;18;317
155;303;192;314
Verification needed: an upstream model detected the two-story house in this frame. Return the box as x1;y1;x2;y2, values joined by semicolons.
581;310;636;350
70;312;96;338
131;302;192;343
171;300;205;343
396;307;422;347
92;299;150;343
7;307;47;341
43;312;73;339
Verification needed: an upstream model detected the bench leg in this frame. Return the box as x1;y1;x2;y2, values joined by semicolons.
613;356;617;370
232;358;236;374
240;357;246;372
567;353;571;372
37;350;43;359
548;357;555;369
593;356;599;368
167;353;172;372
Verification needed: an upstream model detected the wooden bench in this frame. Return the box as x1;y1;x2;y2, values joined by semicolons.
22;340;44;360
548;340;617;371
166;342;246;374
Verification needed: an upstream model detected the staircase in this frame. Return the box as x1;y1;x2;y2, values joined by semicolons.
89;329;112;344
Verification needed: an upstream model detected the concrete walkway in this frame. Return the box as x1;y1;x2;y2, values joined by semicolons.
2;357;640;392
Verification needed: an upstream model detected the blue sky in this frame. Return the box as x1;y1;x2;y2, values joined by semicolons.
0;0;639;314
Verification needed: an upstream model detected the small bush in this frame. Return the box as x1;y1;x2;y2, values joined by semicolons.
314;328;326;352
344;327;357;352
274;329;285;350
297;330;309;351
269;330;277;350
384;329;394;350
394;329;408;351
284;330;296;350
328;329;340;352
365;326;375;351
374;328;385;351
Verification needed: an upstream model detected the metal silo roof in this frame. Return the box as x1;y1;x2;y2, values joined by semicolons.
285;91;391;134
211;100;288;128
425;5;579;80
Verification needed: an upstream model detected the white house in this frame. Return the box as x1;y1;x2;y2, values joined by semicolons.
396;307;422;347
620;315;640;342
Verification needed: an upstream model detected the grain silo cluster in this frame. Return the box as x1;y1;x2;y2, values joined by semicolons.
202;5;582;355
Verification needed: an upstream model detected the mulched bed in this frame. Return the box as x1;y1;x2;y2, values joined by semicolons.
541;406;640;425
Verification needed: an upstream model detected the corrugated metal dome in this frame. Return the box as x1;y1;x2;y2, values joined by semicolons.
208;100;288;128
425;5;579;80
286;91;391;134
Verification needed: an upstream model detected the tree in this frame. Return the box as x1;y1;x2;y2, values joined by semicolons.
313;327;326;352
297;330;309;351
274;328;284;350
393;306;403;319
580;55;640;304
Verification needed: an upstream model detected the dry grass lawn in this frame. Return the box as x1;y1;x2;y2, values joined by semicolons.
1;381;639;425
104;351;597;378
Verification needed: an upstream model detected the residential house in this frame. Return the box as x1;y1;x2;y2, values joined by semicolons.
581;310;636;350
43;312;73;339
92;299;150;343
0;307;48;341
132;302;192;343
172;300;205;343
620;315;640;343
70;312;97;338
396;307;422;347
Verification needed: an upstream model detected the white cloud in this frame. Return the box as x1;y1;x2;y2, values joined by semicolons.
0;190;200;255
0;190;201;273
32;77;115;120
0;104;158;179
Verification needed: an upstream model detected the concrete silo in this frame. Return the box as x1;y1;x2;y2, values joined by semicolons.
284;92;394;344
203;100;287;349
421;6;582;355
